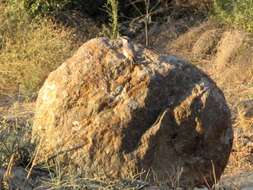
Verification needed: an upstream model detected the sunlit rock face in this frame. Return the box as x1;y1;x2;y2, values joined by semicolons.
33;37;233;187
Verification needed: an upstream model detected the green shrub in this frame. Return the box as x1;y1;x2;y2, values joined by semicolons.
213;0;253;32
22;0;107;17
105;0;119;39
23;0;71;16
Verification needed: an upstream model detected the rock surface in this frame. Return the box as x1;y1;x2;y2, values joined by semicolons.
219;172;253;189
32;37;233;187
0;167;49;190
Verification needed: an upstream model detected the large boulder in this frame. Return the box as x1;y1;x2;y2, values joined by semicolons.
32;37;233;187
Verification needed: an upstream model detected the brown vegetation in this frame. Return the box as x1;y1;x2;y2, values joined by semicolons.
1;0;253;189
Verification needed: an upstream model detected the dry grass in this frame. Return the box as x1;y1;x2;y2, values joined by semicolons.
0;20;75;97
0;1;78;98
1;1;253;188
224;104;253;176
0;115;33;168
0;101;152;189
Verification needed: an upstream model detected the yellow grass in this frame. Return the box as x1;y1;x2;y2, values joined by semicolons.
0;2;77;98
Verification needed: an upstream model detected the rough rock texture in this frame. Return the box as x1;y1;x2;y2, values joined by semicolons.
219;172;253;189
237;99;253;134
32;37;233;187
0;167;49;190
238;99;253;119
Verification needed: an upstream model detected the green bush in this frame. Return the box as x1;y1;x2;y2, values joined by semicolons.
23;0;71;16
105;0;119;39
21;0;108;17
213;0;253;32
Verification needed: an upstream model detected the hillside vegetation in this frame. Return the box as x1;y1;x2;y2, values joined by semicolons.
0;1;77;98
1;0;253;189
1;0;252;98
214;0;253;32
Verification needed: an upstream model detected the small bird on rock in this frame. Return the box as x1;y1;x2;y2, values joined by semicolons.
120;36;136;65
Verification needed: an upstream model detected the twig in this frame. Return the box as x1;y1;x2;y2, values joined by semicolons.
27;139;42;179
45;142;86;163
144;0;150;46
